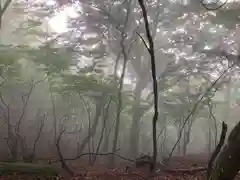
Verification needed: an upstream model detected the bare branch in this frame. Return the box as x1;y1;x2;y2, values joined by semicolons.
200;0;228;10
0;78;6;87
167;60;237;164
0;0;12;28
0;91;9;109
136;32;150;53
17;78;46;134
55;149;134;163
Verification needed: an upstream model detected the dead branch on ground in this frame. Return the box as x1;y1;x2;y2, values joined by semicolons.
51;149;131;163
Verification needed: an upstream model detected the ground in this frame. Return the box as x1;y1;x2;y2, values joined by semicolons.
1;154;240;179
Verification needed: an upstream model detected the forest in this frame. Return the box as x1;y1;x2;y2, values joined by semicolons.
0;0;240;179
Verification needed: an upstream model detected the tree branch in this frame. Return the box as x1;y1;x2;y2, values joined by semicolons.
54;150;134;163
0;0;12;28
17;78;46;133
200;0;228;10
136;32;150;53
166;61;237;164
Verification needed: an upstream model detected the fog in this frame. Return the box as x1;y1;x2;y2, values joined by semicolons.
0;0;239;174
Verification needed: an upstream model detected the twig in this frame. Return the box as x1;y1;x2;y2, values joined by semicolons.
136;32;150;53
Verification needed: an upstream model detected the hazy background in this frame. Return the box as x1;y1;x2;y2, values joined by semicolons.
0;0;239;167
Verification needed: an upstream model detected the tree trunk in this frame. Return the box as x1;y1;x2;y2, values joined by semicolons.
129;79;148;158
182;128;188;156
78;99;103;154
102;127;109;152
182;120;193;155
9;137;18;161
208;127;212;156
129;84;142;158
160;128;167;157
208;121;240;180
223;77;231;122
177;123;181;155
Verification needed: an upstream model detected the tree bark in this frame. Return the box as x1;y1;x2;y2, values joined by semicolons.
207;121;227;179
208;121;240;180
129;79;147;158
182;117;194;155
78;99;103;154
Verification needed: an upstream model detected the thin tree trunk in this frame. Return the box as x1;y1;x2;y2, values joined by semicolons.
138;0;159;172
177;123;181;155
129;80;146;158
78;100;103;154
111;0;132;165
208;127;212;156
91;99;111;165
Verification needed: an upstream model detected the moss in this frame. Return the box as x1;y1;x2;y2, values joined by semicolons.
0;162;60;177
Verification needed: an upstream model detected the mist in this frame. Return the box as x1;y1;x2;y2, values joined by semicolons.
0;0;240;179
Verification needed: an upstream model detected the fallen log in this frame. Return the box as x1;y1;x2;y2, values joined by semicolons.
163;167;207;174
0;162;59;177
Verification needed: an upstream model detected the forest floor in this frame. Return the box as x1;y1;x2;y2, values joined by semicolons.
1;154;240;179
66;153;240;180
